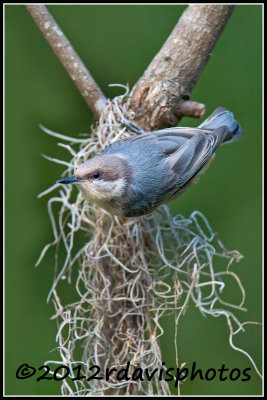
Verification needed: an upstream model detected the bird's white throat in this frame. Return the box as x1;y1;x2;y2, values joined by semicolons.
79;178;126;203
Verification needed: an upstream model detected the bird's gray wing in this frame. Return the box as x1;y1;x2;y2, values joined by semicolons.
102;127;211;155
102;125;214;158
164;126;229;190
151;127;214;155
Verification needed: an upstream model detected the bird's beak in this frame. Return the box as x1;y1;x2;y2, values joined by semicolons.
57;176;83;184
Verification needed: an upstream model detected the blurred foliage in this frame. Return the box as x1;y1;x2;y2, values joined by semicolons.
5;4;262;395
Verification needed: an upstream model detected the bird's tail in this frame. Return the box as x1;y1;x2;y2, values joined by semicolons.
198;107;244;143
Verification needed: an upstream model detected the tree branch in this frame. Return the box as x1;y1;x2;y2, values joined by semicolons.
26;4;107;119
127;5;235;131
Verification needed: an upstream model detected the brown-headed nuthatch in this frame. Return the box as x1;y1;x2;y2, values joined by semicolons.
57;107;243;217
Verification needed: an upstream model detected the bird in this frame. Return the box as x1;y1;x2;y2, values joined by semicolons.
57;107;243;218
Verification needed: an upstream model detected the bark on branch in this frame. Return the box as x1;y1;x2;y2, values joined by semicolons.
127;5;235;131
26;5;107;119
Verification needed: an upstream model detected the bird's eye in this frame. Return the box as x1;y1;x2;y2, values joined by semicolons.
93;171;101;179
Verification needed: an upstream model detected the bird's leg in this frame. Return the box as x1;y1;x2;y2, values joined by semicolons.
121;117;146;135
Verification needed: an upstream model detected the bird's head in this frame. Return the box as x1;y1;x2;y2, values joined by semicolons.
57;154;129;204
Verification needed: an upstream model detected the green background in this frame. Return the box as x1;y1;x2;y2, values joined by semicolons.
5;5;262;396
